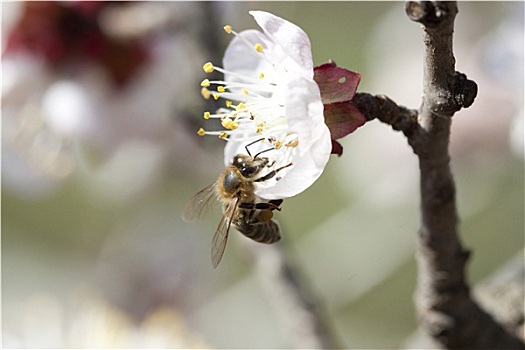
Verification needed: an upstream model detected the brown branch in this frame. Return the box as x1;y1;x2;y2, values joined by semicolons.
243;238;340;349
352;93;419;135
353;2;523;348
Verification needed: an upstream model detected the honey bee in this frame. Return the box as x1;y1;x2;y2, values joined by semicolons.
182;139;291;268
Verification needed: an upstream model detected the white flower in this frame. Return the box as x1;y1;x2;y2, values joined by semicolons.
199;11;331;199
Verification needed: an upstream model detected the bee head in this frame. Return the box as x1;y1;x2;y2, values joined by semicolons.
233;154;268;178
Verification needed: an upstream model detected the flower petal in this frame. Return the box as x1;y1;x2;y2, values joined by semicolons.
256;124;331;199
215;11;333;200
223;29;274;83
249;11;313;75
285;75;326;153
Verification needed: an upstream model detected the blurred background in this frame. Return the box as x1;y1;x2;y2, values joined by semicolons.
2;2;523;348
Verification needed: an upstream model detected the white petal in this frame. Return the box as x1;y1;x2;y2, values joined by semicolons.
249;11;313;75
223;133;271;166
217;11;330;200
223;29;275;83
284;75;325;154
256;125;331;199
224;139;245;166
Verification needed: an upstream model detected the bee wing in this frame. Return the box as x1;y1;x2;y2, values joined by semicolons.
211;197;239;268
182;183;218;223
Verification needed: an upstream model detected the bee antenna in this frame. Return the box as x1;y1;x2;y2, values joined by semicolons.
244;138;266;157
254;147;274;159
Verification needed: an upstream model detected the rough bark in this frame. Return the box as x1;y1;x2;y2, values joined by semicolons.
352;2;523;348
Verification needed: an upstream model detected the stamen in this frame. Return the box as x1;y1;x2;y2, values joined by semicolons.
203;62;214;73
286;139;299;147
198;23;299;183
221;117;239;130
201;88;211;99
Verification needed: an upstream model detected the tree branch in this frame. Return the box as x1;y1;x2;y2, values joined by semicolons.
243;238;340;349
353;2;523;348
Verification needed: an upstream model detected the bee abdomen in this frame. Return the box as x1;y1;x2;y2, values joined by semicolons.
236;220;281;244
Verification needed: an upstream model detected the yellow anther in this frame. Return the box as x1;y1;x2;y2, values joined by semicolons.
221;117;238;130
225;100;233;108
197;128;206;136
286;139;299;147
219;132;228;139
203;62;214;73
217;86;226;93
223;25;232;34
213;93;220;100
256;127;263;134
201;87;211;99
203;111;211;119
258;72;265;79
235;102;245;111
241;88;249;96
256;122;265;127
200;79;210;87
221;117;232;127
274;141;283;149
254;43;264;53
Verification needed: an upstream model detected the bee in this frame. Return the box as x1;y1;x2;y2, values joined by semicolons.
182;139;292;268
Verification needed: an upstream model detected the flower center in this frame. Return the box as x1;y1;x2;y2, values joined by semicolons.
197;24;299;170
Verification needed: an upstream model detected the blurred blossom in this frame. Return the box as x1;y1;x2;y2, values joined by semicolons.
4;2;148;86
3;292;207;348
92;204;216;320
2;2;209;199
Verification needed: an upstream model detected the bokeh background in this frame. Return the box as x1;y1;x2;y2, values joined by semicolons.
2;2;523;348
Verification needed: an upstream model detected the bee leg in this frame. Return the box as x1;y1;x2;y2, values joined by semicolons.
242;209;273;224
238;200;283;211
267;160;276;168
268;199;283;209
255;209;273;223
254;163;292;183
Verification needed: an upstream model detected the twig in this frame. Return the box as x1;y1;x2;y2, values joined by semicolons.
407;2;522;348
353;2;524;348
243;238;340;349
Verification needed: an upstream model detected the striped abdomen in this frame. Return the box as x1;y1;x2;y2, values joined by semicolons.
235;220;281;244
